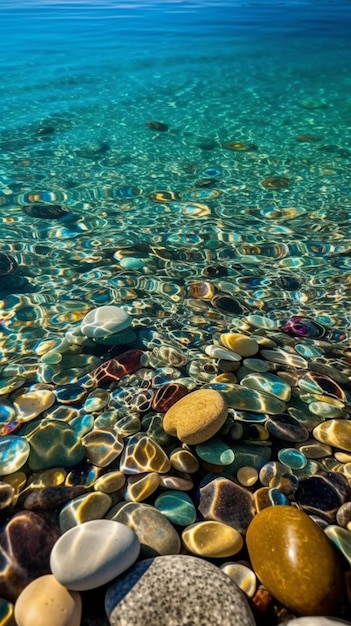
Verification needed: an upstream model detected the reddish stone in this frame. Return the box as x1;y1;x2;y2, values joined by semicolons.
151;383;189;413
93;349;144;386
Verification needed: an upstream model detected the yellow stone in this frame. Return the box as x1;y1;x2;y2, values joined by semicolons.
163;389;228;445
14;575;81;626
170;448;200;474
182;521;243;558
313;419;351;452
220;333;259;357
123;473;160;502
94;471;126;493
246;505;344;615
237;466;258;487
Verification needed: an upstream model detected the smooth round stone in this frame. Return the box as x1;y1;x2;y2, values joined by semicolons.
195;438;235;466
313;420;351;451
154;491;197;526
170;448;200;473
105;555;256;626
220;562;257;597
245;315;278;330
0;436;30;476
80;305;131;338
24;420;84;470
198;475;254;533
205;344;241;361
220;333;259;357
94;471;126;494
246;505;344;615
120;257;145;270
82;428;123;467
266;413;309;442
59;492;112;532
14;575;81;626
107;501;181;557
50;519;140;590
0;511;60;603
0;376;26;395
325;525;351;566
213;383;286;414
309;401;346;419
14;389;56;422
119;433;171;474
237;466;258;487
83;388;111;412
240;372;291;401
242;358;270;373
163;389;228;445
298;440;333;459
278;447;307;470
123;473;160;502
182;521;243;558
159;474;194;491
151;382;188;412
260;348;308;369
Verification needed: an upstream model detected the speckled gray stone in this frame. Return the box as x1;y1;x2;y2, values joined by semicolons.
105;554;255;626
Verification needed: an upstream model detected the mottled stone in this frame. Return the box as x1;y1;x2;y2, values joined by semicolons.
107;501;181;557
0;511;60;602
50;519;140;590
163;389;228;444
59;492;112;532
14;575;81;626
105;555;256;626
182;521;243;558
23;485;86;510
119;433;171;474
198;475;254;533
246;505;344;615
313;419;351;451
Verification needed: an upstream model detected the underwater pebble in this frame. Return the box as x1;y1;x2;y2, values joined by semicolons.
182;521;243;558
220;562;257;597
14;575;82;626
105;555;256;626
246;505;344;615
0;436;30;475
80;305;131;338
59;492;112;532
163;388;228;444
50;519;140;590
14;389;56;422
154;490;197;526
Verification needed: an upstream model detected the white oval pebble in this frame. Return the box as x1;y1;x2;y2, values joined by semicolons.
50;519;140;590
80;305;131;338
205;345;241;361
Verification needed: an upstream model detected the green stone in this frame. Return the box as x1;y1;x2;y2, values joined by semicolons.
154;491;197;526
25;419;85;470
195;438;235;466
208;383;286;414
240;372;291;401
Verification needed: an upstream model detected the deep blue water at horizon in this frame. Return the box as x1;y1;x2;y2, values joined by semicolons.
1;0;351;344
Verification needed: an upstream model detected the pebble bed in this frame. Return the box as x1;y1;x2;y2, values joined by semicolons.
1;40;351;619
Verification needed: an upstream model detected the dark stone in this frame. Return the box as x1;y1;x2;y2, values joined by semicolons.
146;121;169;132
22;204;71;219
151;383;188;413
211;294;249;315
279;276;301;291
265;414;309;442
295;471;350;522
23;486;86;511
198;474;254;533
0;254;18;276
261;176;289;189
202;265;228;278
0;511;60;602
194;178;217;188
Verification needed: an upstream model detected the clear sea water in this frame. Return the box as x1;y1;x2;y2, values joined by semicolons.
1;0;351;350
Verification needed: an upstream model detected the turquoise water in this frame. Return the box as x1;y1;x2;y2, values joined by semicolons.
1;0;351;349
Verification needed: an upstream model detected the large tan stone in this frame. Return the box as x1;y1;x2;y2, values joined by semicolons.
163;389;227;444
14;575;81;626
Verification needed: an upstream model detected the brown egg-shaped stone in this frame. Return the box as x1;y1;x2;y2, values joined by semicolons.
246;505;344;615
